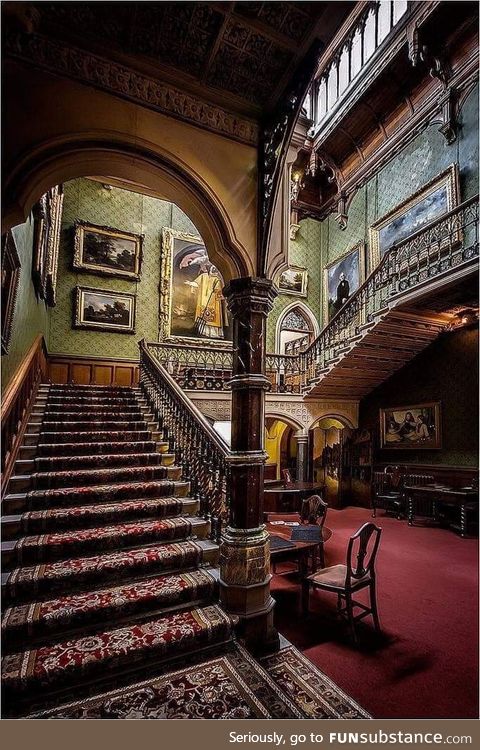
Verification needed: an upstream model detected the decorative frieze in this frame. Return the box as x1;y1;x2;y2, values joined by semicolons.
5;31;259;146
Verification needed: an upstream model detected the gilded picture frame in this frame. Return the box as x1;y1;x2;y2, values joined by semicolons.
32;186;64;306
323;242;365;323
380;402;442;450
73;286;136;334
160;227;231;347
73;221;143;280
369;165;459;269
278;266;308;297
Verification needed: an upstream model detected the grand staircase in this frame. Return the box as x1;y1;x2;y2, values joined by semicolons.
1;383;231;714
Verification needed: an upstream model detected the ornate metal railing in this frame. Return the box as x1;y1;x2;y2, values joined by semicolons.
147;342;303;395
301;195;479;382
145;196;478;398
139;339;231;542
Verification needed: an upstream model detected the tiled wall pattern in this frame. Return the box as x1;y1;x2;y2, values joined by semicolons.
1;217;49;392
49;178;199;360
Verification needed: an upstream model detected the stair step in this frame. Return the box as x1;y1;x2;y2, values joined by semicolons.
33;440;169;457
2;516;206;567
38;420;152;432
2;539;209;602
45;396;140;406
39;385;139;395
2;496;198;537
31;429;154;442
1;604;232;703
16;451;175;475
3;479;190;514
40;409;145;420
31;464;182;490
2;570;218;647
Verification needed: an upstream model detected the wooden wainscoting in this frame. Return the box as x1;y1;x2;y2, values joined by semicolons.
48;355;140;388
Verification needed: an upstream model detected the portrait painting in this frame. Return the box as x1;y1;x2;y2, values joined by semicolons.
278;266;308;296
74;286;136;334
380;402;442;450
73;221;143;280
323;243;365;322
160;228;230;344
2;231;21;354
369;165;459;268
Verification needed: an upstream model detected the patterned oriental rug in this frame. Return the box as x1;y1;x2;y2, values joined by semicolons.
260;646;371;719
24;644;370;719
27;644;370;719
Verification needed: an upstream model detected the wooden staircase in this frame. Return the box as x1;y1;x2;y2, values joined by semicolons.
305;308;451;399
1;383;230;715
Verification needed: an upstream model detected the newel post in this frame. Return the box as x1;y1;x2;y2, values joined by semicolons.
220;276;279;653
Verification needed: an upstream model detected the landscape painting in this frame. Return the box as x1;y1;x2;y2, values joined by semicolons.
369;165;458;268
380;402;442;450
278;266;308;296
74;286;136;334
73;221;143;280
323;243;365;322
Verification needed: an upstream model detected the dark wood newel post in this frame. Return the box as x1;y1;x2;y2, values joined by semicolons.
220;276;279;653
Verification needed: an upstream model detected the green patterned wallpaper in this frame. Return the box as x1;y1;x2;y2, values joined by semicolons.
270;84;480;337
1;217;49;393
49;178;199;360
267;218;323;351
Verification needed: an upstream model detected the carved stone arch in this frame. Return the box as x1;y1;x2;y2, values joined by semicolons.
275;300;320;354
264;410;305;433
2;136;253;284
309;412;355;430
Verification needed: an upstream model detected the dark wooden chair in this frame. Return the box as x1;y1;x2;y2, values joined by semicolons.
302;522;382;643
300;494;328;568
371;466;407;519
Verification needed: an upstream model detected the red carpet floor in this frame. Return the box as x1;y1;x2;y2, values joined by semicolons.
271;506;479;719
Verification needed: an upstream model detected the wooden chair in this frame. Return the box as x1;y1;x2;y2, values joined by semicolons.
302;522;382;643
371;466;407;519
300;495;328;568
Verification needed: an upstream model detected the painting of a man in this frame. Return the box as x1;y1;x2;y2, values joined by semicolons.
325;244;364;322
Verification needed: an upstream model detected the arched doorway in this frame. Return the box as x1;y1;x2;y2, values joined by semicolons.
275;302;319;355
309;416;348;509
265;417;297;481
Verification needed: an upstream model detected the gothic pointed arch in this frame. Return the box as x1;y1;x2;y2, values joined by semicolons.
275;300;320;354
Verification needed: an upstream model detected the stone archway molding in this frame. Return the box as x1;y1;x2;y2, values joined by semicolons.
2;135;253;283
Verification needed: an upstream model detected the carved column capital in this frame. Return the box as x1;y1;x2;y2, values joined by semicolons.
223;277;277;317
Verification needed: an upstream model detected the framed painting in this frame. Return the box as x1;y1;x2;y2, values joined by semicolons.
73;221;143;280
32;186;64;306
160;227;230;346
380;402;442;450
369;165;459;268
278;266;308;297
73;286;136;334
323;242;365;322
2;231;21;354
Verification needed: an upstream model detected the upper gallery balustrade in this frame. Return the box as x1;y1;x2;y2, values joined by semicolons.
302;0;409;137
146;195;478;395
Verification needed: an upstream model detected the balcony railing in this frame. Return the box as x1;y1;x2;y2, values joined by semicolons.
303;0;410;136
146;195;478;395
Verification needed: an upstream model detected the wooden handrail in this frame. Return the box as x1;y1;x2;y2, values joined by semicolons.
2;334;46;421
140;339;230;456
1;334;47;492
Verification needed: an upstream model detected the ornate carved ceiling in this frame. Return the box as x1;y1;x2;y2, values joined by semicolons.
19;1;352;117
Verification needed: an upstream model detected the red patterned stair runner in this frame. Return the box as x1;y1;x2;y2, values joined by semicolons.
1;383;230;709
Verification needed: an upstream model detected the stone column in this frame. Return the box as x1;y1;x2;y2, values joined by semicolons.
294;431;309;482
220;277;279;654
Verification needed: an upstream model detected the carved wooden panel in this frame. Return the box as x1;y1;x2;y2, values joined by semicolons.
48;356;139;388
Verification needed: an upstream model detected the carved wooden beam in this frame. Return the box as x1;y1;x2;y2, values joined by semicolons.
258;40;322;276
